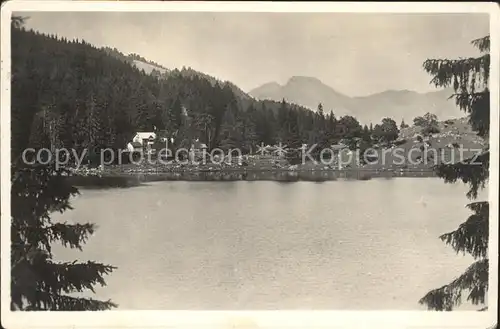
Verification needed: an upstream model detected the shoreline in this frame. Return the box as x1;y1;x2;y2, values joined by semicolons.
68;167;439;189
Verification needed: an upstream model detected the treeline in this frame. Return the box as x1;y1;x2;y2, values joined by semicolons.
11;26;402;163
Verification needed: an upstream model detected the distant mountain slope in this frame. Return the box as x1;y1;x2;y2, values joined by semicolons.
249;76;463;124
102;46;252;105
132;59;169;75
250;76;353;116
168;67;252;102
352;88;460;124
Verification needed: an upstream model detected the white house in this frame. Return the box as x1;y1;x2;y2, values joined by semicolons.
124;132;157;153
127;131;174;152
132;132;157;145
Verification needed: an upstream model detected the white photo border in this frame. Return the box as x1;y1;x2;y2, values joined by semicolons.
1;1;498;329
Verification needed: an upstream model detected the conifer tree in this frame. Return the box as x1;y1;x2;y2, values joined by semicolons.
241;105;258;154
170;97;184;133
10;16;117;311
317;102;324;118
418;35;491;312
362;125;371;143
219;107;242;151
11;15;26;29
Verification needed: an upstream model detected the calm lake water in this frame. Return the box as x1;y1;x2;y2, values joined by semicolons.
52;178;483;310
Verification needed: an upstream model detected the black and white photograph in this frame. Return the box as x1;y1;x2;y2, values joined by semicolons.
1;1;498;329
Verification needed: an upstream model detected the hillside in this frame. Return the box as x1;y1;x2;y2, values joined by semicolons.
102;47;253;107
10;27;329;157
249;76;462;125
103;47;319;117
132;59;168;75
360;117;485;171
164;67;252;102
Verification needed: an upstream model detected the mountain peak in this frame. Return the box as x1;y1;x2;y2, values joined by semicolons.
249;76;462;124
260;81;281;88
287;76;324;85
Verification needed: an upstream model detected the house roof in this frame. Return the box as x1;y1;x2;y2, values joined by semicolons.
135;132;156;140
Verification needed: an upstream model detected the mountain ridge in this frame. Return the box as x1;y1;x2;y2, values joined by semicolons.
104;46;462;126
249;76;461;124
102;46;253;106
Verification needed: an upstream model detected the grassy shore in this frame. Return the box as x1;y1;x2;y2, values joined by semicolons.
68;165;437;189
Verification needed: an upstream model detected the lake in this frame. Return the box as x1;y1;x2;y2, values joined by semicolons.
52;178;483;310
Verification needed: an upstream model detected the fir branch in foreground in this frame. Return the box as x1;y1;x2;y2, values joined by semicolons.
450;91;490;138
23;293;117;311
420;34;490;314
419;259;489;311
471;36;490;53
37;259;117;295
11;254;117;310
11;162;117;311
439;202;489;259
45;222;96;250
434;151;489;200
423;54;490;92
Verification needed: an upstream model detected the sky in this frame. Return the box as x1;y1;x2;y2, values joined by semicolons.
21;11;489;97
